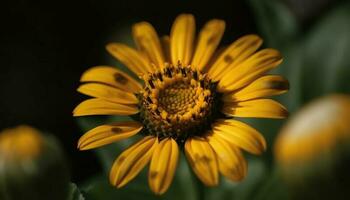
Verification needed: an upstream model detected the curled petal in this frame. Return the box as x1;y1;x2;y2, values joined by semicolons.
212;119;266;154
110;136;158;188
78;121;143;150
185;137;219;186
149;138;179;195
208;133;247;181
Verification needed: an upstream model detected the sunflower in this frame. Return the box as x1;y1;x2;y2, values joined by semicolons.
73;14;289;195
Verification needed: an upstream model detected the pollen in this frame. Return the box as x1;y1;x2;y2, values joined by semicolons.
139;64;219;142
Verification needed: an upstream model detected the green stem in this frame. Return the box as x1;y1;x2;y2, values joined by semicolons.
194;175;206;200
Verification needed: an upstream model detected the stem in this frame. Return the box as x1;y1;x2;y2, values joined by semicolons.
193;175;206;200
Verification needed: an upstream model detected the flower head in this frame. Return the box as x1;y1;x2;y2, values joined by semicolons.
274;95;350;199
0;125;69;200
275;95;350;164
74;14;288;195
0;126;43;160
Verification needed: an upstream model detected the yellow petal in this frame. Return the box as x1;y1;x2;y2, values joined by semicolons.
77;121;143;150
208;133;247;181
222;99;288;119
211;119;266;154
184;137;219;186
110;136;158;188
73;98;139;116
161;35;170;62
218;49;283;92
77;83;138;104
222;75;289;102
106;43;153;75
191;19;225;71
208;34;263;81
80;66;142;93
132;22;165;70
149;138;179;195
170;14;195;66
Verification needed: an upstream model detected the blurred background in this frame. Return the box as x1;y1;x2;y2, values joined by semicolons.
1;0;350;199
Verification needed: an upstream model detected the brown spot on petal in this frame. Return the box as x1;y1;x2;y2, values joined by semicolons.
194;154;212;164
224;55;234;63
256;56;281;66
137;36;147;51
149;171;158;179
267;80;289;90
114;73;128;85
200;155;211;164
118;156;126;163
111;127;123;133
207;35;217;44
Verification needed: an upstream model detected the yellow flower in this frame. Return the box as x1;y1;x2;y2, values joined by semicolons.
275;95;350;164
74;14;288;195
274;95;350;199
0;125;43;160
0;125;69;200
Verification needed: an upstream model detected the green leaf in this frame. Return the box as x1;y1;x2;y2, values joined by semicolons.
205;159;267;200
244;0;350;167
248;0;299;48
250;0;350;105
299;2;350;102
252;169;290;200
67;183;85;200
243;3;350;200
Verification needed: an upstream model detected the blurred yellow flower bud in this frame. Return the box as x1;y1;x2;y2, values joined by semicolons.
0;125;69;200
274;94;350;200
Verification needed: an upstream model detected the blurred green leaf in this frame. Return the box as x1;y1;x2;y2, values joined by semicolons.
248;0;299;48
299;2;350;102
67;183;85;200
252;169;290;200
205;159;267;200
244;2;350;199
245;0;350;164
251;1;350;105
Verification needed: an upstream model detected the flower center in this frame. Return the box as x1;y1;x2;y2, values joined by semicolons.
138;64;220;143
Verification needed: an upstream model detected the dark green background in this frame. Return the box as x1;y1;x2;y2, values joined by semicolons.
1;0;349;195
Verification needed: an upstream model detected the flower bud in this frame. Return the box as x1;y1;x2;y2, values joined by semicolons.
0;125;69;200
274;95;350;200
